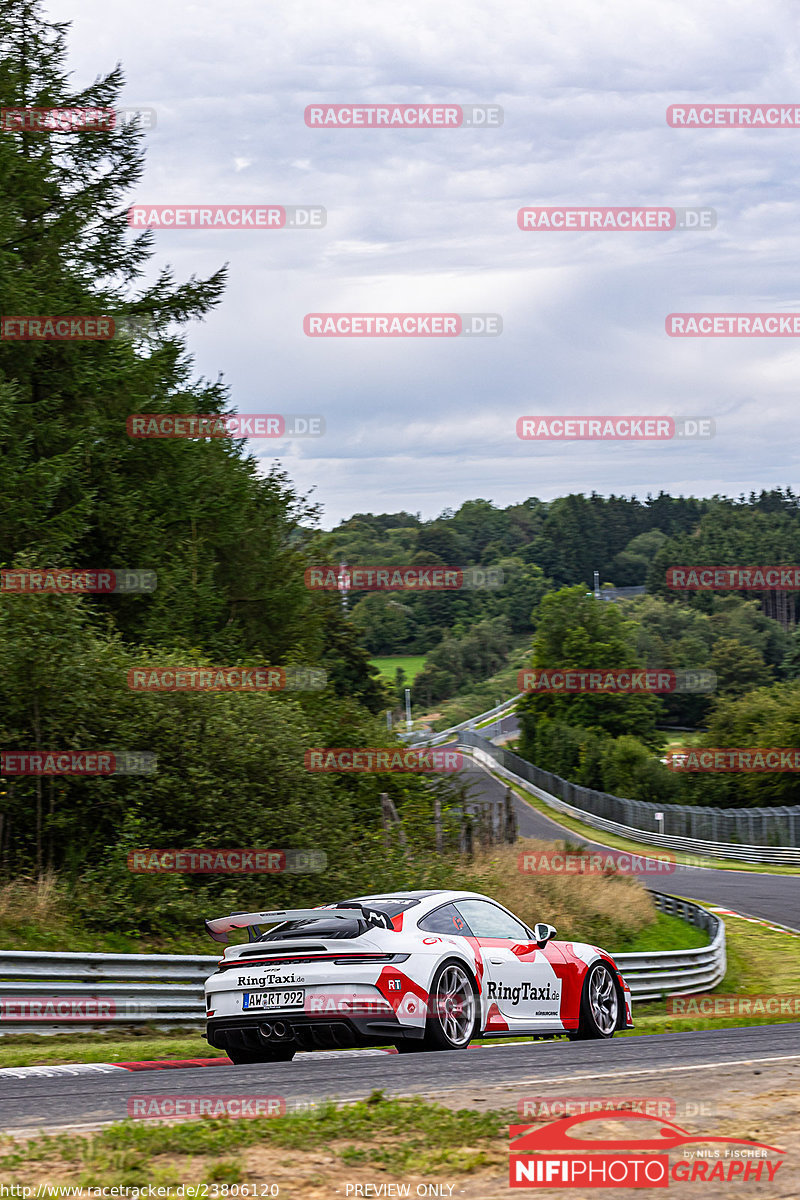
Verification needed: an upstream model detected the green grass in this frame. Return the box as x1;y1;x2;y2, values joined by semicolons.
609;911;708;953
474;705;517;730
0;1029;221;1068
3;914;798;1187
617;910;800;1037
369;655;427;683
0;1094;508;1186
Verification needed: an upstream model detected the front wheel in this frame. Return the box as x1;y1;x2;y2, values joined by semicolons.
568;962;619;1040
421;960;478;1051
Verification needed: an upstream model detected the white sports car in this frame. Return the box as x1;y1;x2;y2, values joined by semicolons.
204;889;633;1063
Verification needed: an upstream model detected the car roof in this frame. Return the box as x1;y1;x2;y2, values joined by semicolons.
349;889;499;913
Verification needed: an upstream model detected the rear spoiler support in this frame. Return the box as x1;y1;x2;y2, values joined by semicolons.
205;903;393;944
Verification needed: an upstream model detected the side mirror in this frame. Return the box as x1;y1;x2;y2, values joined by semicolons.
533;922;557;947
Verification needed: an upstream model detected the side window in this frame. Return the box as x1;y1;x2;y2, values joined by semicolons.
418;903;473;936
454;899;530;940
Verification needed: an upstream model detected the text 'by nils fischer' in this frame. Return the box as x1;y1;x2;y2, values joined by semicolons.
518;206;716;230
304;313;501;336
516;416;714;439
127;414;324;438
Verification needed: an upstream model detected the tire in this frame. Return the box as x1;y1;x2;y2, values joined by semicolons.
227;1046;296;1064
420;960;479;1051
568;962;620;1041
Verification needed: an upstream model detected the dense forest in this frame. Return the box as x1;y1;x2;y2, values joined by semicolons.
0;1;460;930
313;495;800;806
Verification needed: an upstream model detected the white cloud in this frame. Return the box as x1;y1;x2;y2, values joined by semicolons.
44;0;800;523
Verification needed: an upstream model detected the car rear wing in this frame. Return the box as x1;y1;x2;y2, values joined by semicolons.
205;904;393;943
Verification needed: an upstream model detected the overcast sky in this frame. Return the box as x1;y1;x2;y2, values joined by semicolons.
45;0;800;527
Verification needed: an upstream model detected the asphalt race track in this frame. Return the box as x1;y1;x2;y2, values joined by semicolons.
459;753;800;929
1;1025;798;1133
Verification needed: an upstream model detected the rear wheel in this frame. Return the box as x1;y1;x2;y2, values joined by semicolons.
421;960;478;1051
568;962;619;1041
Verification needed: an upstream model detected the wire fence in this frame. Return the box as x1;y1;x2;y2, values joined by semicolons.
459;731;800;859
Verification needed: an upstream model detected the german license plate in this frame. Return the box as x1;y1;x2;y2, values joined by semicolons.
242;989;305;1011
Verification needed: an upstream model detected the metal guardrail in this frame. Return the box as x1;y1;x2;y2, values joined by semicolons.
614;893;726;1002
0;894;724;1032
461;734;800;865
404;694;522;747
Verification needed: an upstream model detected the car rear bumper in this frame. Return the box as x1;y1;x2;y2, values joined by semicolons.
206;1012;423;1054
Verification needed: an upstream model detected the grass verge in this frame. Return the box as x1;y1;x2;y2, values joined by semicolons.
369;655;427;683
0;1093;509;1189
617;907;800;1037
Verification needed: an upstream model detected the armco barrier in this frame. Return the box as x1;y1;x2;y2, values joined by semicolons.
459;732;800;865
402;694;523;746
0;893;723;1032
